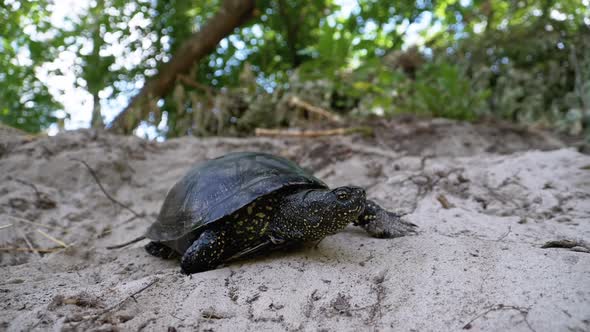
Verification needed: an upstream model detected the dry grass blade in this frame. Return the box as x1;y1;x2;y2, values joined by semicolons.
0;224;13;230
36;229;69;248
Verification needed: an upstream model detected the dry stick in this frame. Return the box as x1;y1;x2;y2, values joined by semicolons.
462;304;535;332
436;194;453;209
71;158;143;219
255;127;371;138
495;226;512;242
121;214;139;225
346;143;402;160
17;230;43;258
36;229;69;248
84;168;151;248
0;224;13;230
14;178;56;209
395;166;464;213
0;247;59;253
82;278;159;321
14;178;41;200
288;96;342;123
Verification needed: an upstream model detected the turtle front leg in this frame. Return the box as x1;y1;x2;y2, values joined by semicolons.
355;200;417;238
145;241;178;259
180;229;228;274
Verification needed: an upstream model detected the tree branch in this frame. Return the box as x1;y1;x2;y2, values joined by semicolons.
108;0;256;134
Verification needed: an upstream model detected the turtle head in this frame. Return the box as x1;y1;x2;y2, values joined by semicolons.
277;186;366;241
326;186;367;221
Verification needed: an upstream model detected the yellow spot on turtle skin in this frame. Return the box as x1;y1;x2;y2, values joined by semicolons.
256;212;266;218
265;206;273;211
260;221;269;234
247;206;253;215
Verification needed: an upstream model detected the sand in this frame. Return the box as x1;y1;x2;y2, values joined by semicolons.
1;119;589;331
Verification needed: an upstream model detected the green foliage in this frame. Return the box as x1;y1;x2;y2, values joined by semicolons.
431;0;590;132
1;0;588;138
400;62;490;120
0;0;61;133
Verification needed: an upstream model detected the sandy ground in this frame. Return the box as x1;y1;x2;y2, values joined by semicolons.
1;119;589;331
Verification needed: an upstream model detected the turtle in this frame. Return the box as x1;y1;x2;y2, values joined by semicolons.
109;152;416;274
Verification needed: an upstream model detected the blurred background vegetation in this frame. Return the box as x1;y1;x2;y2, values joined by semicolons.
1;0;589;140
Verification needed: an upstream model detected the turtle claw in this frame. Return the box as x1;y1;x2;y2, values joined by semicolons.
356;200;418;239
270;234;286;245
145;241;178;259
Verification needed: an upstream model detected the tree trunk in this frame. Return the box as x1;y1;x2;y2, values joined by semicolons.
277;0;301;67
108;0;256;134
89;0;105;129
90;93;104;128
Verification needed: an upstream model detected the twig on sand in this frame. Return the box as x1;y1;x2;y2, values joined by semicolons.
71;158;144;219
462;304;535;332
17;230;43;258
36;229;69;248
121;214;140;225
495;226;512;242
255;127;372;138
393;167;464;213
14;178;57;209
81;278;159;321
14;178;42;198
0;247;60;253
436;194;454;209
288;96;342;123
0;224;13;230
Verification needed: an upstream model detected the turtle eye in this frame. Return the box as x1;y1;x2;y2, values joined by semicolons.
335;189;350;201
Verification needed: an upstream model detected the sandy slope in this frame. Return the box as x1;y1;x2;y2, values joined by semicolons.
1;121;589;331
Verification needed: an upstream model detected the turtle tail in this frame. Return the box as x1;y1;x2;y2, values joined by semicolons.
106;236;146;249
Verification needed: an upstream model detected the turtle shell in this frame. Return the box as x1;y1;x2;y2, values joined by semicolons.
146;152;328;242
